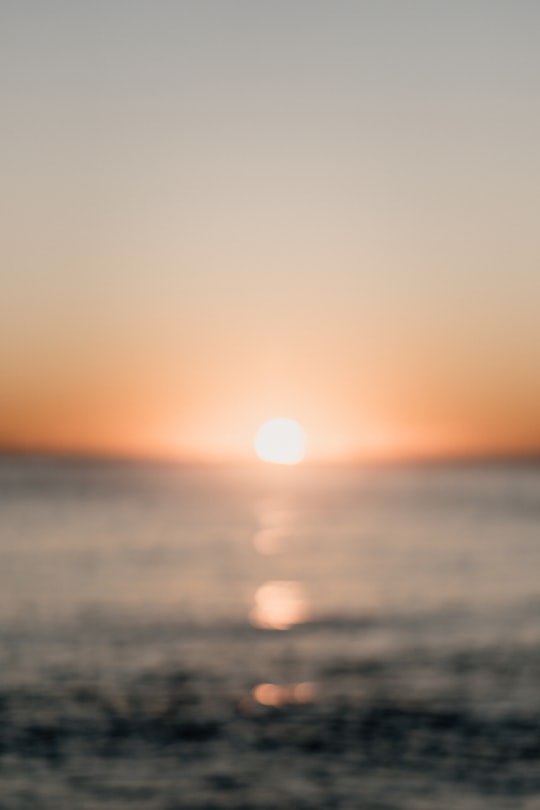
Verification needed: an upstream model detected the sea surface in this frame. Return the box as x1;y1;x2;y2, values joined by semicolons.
1;456;540;809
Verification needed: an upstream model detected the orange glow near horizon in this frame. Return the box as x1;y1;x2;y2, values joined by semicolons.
2;394;540;464
1;348;540;464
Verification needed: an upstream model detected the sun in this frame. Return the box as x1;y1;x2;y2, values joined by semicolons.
254;418;306;465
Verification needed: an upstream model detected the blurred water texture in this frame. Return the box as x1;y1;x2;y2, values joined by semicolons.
1;456;540;809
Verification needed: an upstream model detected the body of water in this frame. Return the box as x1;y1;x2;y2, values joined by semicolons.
1;457;539;808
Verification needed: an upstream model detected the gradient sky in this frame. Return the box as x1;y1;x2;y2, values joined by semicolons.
2;1;540;461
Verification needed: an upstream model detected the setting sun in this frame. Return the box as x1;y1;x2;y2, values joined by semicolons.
254;418;306;465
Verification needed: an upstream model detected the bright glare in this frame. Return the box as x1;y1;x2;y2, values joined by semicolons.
250;580;310;630
251;681;317;707
254;418;306;465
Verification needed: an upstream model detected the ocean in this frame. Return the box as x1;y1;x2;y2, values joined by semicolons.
1;456;539;809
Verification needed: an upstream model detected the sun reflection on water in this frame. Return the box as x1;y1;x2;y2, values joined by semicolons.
250;580;310;630
252;681;318;707
252;500;297;556
252;528;287;555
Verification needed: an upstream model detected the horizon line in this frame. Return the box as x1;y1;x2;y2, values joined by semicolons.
1;444;540;468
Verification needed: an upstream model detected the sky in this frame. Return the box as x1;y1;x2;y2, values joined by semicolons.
1;0;540;462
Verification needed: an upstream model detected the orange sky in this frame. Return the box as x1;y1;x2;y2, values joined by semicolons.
2;2;540;463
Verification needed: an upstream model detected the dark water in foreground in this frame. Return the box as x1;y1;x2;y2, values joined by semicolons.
1;457;540;809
